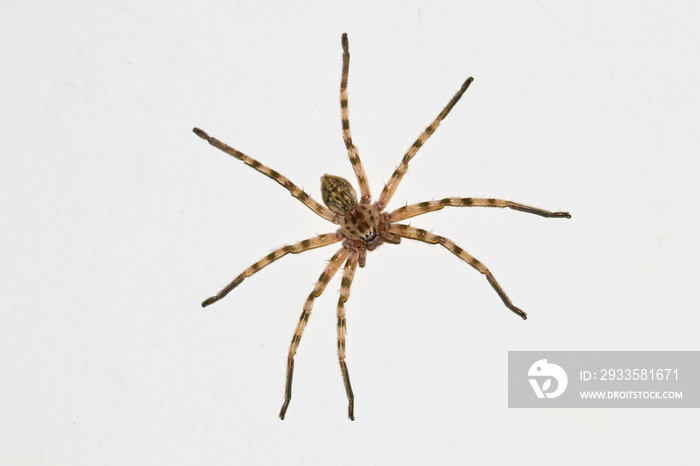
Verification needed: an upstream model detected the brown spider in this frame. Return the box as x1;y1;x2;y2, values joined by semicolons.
194;33;570;421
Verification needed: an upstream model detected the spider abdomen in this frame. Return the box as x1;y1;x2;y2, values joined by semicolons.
321;174;358;215
340;203;379;242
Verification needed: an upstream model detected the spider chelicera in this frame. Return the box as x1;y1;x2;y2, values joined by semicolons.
194;33;570;420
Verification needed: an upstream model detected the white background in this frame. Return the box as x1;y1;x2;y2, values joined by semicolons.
2;1;699;464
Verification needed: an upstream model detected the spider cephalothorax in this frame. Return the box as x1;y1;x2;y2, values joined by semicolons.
321;173;397;267
194;33;570;421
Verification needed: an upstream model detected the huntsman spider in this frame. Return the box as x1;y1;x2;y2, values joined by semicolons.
193;33;570;420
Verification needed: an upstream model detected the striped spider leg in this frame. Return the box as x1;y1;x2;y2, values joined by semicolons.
280;248;350;419
193;128;338;223
340;33;371;202
336;252;360;420
198;231;343;308
194;33;570;421
386;200;570;320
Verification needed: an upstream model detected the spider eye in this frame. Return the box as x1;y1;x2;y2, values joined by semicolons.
321;174;358;215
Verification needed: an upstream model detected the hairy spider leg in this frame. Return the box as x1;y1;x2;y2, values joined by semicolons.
389;224;527;320
389;197;571;222
337;252;359;420
377;77;474;209
280;248;349;419
193;128;338;223
202;233;342;307
340;34;371;202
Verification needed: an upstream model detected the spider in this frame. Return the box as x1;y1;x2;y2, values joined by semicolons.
193;33;570;421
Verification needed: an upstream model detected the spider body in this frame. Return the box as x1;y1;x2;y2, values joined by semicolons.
194;34;570;420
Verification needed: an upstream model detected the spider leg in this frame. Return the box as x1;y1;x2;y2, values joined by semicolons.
389;224;528;320
389;198;571;222
193;128;338;223
377;77;474;209
280;247;349;419
340;33;371;201
337;252;359;420
202;232;342;307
